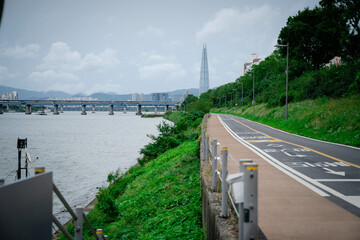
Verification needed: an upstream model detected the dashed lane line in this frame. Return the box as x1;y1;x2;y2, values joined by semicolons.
227;116;360;169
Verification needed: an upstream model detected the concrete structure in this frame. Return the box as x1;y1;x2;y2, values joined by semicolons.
0;99;177;115
181;91;190;102
136;104;142;115
53;104;59;115
199;44;209;96
132;93;145;101
81;105;87;115
242;54;262;76
109;105;114;115
1;91;18;100
151;92;169;101
325;56;341;67
25;104;31;114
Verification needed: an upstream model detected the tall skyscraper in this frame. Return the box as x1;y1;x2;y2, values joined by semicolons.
199;44;209;96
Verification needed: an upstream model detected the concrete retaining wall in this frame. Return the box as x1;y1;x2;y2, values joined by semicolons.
201;166;237;240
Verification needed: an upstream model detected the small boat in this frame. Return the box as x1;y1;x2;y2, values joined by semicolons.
36;110;47;115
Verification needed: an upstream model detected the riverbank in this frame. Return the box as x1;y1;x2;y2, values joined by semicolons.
212;95;360;147
56;111;205;239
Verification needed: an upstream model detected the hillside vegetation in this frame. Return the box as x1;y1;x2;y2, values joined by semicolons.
212;94;360;147
57;111;205;239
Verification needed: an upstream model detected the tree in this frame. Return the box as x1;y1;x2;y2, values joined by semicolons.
278;6;349;69
320;0;360;60
181;94;198;109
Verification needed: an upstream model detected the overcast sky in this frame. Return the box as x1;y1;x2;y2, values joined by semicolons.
0;0;319;95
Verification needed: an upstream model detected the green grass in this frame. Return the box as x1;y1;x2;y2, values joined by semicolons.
141;113;165;118
85;141;203;239
212;95;360;147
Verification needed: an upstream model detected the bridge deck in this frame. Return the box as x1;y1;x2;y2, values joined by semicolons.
206;114;360;240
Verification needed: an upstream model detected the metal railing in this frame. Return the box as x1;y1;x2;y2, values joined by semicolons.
53;183;108;240
201;113;259;240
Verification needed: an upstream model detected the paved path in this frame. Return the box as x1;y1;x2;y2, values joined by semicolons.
206;114;360;240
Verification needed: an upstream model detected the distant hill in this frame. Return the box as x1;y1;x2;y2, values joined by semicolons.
0;86;72;99
89;92;132;101
0;85;199;101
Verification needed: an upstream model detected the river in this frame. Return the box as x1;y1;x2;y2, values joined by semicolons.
0;111;165;224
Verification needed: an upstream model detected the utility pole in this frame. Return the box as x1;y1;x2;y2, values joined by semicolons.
241;82;244;106
252;70;255;115
233;89;237;106
17;138;27;180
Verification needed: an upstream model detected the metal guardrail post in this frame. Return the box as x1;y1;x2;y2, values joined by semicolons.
205;135;209;167
221;147;228;217
75;208;84;240
238;159;252;240
96;229;104;240
211;139;218;190
239;159;253;173
243;163;259;240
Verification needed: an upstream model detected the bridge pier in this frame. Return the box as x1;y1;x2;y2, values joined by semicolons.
165;104;169;114
123;105;126;113
81;105;87;115
25;104;32;115
109;104;114;115
60;105;64;113
92;105;95;113
0;104;3;114
136;104;142;115
53;104;59;115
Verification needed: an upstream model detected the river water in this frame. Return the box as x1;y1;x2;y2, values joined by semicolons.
0;111;164;224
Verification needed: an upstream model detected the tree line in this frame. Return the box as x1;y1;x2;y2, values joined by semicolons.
181;0;359;113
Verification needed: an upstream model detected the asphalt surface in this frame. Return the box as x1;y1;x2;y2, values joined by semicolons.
218;114;360;217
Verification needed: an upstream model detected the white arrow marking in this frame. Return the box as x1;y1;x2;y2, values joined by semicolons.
322;168;345;176
281;149;306;157
267;144;283;147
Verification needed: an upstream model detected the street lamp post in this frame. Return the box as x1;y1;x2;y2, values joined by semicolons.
252;70;255;115
275;42;289;120
228;92;232;107
240;82;244;106
233;89;237;106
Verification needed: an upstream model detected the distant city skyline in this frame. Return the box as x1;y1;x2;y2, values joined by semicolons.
0;0;320;95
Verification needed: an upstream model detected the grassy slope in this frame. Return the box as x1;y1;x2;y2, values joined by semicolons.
212;95;360;147
81;140;203;239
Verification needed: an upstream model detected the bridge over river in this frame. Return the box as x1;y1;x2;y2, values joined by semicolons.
0;100;177;115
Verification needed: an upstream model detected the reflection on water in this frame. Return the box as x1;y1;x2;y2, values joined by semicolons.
0;111;164;224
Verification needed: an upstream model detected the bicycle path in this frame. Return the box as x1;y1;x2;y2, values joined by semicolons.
206;114;360;240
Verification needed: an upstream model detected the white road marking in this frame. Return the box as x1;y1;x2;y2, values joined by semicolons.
314;179;360;182
323;168;345;176
217;115;330;197
281;149;306;158
267;144;283;147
